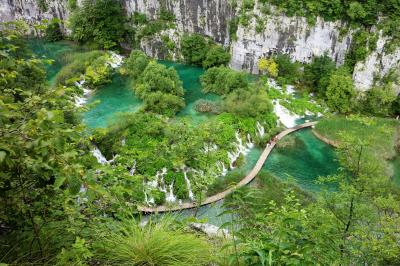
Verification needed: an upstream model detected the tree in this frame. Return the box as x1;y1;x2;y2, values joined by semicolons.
362;84;396;117
45;18;63;42
325;68;356;113
133;61;185;116
181;33;209;65
304;54;336;95
258;57;278;77
122;50;149;79
202;45;231;69
200;66;249;95
69;0;126;49
223;87;274;119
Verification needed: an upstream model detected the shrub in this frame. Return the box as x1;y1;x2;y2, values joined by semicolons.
202;45;231;69
223;87;274;119
181;33;210;65
325;68;356;114
69;0;126;49
303;54;336;96
123;50;149;80
94;218;213;266
194;99;221;114
200;66;249;95
45;19;63;42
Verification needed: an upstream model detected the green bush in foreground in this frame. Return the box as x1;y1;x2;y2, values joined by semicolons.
94;218;213;266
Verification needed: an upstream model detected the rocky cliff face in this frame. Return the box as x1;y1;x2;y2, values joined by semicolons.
1;0;399;91
0;0;69;34
230;12;353;74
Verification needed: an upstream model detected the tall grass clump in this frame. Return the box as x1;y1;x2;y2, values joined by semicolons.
94;218;213;266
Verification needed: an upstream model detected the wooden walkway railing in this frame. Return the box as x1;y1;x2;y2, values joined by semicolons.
138;121;318;213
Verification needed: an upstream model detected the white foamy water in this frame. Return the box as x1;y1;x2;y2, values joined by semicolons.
273;100;300;128
91;146;117;165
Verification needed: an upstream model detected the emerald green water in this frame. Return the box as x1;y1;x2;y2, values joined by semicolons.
28;39;85;85
160;61;221;124
263;128;339;191
83;75;142;128
30;40;342;226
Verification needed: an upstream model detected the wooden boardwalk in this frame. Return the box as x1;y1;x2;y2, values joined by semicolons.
138;121;318;213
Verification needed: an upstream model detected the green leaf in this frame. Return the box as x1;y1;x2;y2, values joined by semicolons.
0;151;6;162
54;176;66;188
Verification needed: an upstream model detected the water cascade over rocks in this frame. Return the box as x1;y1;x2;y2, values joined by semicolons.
91;146;118;165
227;131;254;170
182;167;195;201
74;51;124;107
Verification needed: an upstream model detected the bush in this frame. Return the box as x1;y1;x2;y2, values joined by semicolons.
303;54;336;96
45;19;63;42
94;218;213;266
223;87;274;119
202;45;231;69
200;66;249;95
181;33;210;65
123;50;149;80
69;0;126;49
133;61;185;116
274;54;302;85
55;51;107;85
325;67;356;113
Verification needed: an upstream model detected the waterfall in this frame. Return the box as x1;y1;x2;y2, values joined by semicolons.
256;122;265;137
246;133;254;149
107;51;124;68
74;80;91;107
165;182;177;203
91;146;117;165
129;160;136;176
183;169;195;201
216;161;228;176
202;142;218;153
272;100;299;128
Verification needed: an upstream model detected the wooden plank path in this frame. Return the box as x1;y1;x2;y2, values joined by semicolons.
138;121;318;213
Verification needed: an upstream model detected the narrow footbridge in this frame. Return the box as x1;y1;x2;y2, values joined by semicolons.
139;121;318;213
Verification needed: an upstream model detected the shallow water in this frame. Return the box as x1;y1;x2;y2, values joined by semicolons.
263;128;339;191
83;74;142;128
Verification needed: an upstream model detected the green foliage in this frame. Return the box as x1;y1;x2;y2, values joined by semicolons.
37;0;48;12
181;33;230;68
45;18;63;42
274;54;302;85
200;66;249;95
181;33;210;65
0;21;98;263
133;61;185;116
202;45;231;69
121;50;149;80
94;218;213;265
325;67;356;113
55;50;110;87
223;87;274;120
303;54;336;96
229;17;239;41
361;85;397;117
69;0;126;49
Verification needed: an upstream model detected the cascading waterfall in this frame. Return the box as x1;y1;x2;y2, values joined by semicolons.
247;134;254;149
129;160;136;176
91;146;117;165
182;168;195;201
74;51;124;107
216;161;228;176
227;131;254;169
272;100;300;128
165;182;177;203
256;122;265;137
